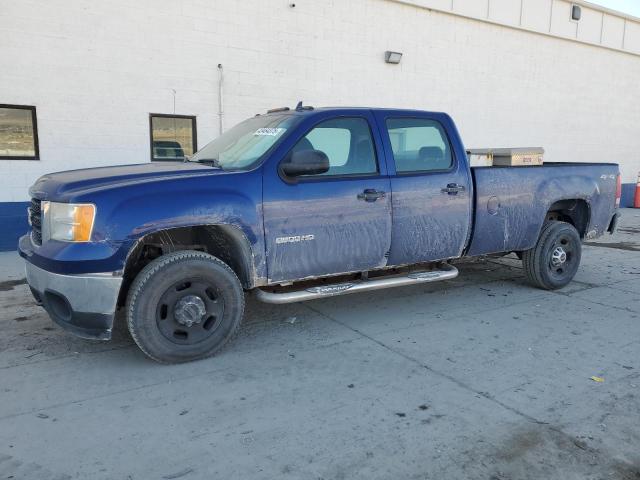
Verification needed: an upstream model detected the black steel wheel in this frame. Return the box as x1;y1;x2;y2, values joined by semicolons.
127;251;244;363
155;279;225;345
522;221;582;290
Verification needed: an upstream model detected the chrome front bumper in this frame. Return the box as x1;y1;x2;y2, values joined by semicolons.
25;262;123;340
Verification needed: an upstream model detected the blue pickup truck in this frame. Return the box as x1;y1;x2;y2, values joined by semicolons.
19;106;621;363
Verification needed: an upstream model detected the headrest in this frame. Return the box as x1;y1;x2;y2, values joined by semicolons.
419;146;444;160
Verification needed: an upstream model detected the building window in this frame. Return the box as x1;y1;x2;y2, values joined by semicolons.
149;114;197;161
0;104;39;160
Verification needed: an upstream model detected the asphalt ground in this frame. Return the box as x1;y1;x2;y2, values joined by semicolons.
0;209;639;479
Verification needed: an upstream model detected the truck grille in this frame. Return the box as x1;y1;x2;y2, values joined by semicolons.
29;198;43;246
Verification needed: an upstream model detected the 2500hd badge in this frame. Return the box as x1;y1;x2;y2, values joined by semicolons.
275;234;315;245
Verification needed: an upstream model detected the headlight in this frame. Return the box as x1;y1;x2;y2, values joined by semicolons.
42;201;96;242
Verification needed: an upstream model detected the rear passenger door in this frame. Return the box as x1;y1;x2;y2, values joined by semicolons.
373;112;472;265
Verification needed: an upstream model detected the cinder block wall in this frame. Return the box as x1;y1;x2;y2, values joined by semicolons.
1;0;639;249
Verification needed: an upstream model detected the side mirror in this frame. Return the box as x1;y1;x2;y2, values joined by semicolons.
281;149;330;177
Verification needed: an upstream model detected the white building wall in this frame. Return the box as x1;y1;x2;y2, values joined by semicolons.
0;0;639;204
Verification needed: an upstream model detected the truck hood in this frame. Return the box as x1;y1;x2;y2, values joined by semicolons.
29;162;225;200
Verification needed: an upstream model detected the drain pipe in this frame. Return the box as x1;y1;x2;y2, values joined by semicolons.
217;63;224;135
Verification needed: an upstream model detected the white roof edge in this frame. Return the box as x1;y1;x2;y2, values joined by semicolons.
388;0;640;58
572;0;640;23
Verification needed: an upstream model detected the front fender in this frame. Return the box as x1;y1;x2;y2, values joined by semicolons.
122;222;263;288
100;172;264;278
27;170;266;277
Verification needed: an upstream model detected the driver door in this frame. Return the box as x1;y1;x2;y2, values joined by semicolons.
262;113;392;283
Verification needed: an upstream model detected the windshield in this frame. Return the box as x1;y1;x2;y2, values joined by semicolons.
190;114;298;170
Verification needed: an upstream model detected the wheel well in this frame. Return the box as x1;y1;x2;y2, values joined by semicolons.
545;199;590;238
118;225;255;307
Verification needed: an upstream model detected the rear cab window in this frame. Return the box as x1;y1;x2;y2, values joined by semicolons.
386;118;453;173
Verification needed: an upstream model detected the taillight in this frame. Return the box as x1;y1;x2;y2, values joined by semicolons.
615;173;621;208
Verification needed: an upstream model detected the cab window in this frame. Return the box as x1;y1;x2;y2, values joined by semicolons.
290;117;378;177
386;118;453;173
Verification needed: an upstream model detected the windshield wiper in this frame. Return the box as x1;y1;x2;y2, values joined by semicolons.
192;158;222;168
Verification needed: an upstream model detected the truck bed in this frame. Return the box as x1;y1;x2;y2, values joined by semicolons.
466;162;619;256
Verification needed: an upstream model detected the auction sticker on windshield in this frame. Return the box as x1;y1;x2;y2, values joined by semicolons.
254;128;285;136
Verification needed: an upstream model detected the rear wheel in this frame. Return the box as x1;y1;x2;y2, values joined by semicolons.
126;251;244;363
522;221;582;290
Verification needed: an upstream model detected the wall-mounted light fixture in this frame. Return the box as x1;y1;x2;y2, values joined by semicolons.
385;51;403;64
571;4;581;21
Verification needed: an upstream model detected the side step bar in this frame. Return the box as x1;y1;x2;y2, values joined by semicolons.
255;264;459;304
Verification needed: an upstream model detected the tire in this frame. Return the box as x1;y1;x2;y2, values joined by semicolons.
126;251;244;363
522;221;582;290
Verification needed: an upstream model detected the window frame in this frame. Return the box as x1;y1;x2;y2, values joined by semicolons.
385;116;457;176
149;113;197;161
0;104;40;160
279;115;381;183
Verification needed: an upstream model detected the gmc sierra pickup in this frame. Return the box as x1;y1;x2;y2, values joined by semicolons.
19;106;621;363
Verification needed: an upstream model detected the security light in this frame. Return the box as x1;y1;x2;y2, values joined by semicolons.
571;5;581;21
385;51;403;64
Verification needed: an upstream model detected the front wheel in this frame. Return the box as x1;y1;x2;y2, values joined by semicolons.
126;251;245;363
522;221;582;290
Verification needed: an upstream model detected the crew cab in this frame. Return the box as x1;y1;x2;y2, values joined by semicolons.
19;106;621;363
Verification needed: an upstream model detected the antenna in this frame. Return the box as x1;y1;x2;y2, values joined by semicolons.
295;101;314;112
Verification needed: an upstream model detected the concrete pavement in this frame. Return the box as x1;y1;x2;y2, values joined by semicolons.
0;210;639;479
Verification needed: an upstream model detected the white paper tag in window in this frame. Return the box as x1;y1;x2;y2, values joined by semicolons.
254;128;285;137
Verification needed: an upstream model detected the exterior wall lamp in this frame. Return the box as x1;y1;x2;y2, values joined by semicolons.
385;51;403;64
571;5;581;21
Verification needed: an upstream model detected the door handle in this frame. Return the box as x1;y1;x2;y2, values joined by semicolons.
441;183;466;195
357;189;386;202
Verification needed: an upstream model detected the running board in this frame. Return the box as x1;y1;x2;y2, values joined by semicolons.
255;264;459;304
